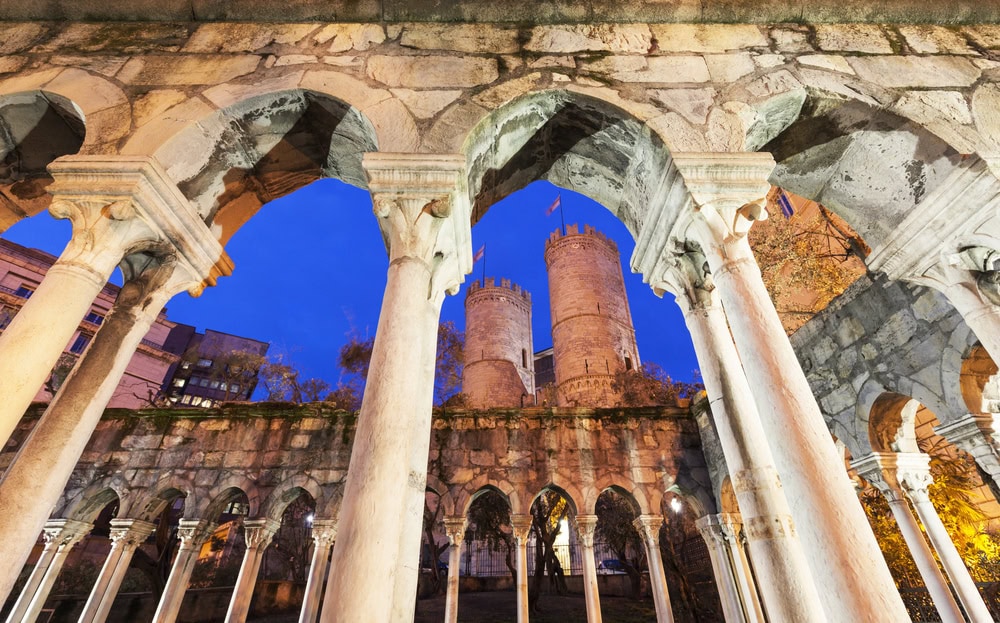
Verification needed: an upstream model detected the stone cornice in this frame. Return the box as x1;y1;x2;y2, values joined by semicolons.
6;1;1000;23
47;155;232;295
866;156;1000;280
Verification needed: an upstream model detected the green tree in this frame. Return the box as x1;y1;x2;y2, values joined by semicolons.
529;490;570;611
466;490;517;582
595;490;645;597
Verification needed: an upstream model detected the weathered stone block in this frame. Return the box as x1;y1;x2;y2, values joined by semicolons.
401;24;519;53
815;24;893;54
527;24;652;54
366;55;499;88
651;24;767;53
117;55;261;85
848;56;981;88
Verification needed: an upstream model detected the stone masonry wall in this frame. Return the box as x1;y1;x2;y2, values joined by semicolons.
0;403;712;525
546;225;639;407
790;273;979;457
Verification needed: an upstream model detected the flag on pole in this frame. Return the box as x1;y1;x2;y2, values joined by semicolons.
545;195;562;216
473;244;485;262
777;191;794;219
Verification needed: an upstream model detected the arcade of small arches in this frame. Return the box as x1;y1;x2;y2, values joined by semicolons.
4;15;1000;623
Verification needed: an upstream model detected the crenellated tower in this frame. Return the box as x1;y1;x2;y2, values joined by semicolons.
545;224;639;407
462;277;535;408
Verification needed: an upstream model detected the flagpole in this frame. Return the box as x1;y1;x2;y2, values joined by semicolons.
482;246;486;283
558;193;565;236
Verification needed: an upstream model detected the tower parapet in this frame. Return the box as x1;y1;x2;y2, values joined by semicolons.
463;277;535;408
545;224;639;407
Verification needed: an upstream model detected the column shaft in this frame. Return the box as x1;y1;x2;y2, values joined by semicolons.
887;498;963;623
298;521;335;623
909;495;993;622
695;516;745;623
443;518;466;623
511;516;532;623
575;515;602;623
5;540;59;623
224;520;276;623
634;517;673;623
683;300;825;622
152;520;213;623
708;243;907;621
718;518;765;623
78;520;156;623
0;290;172;604
8;521;90;623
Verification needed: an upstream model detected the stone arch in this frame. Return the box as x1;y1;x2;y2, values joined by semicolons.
960;343;1000;415
199;476;259;520
132;87;380;245
592;478;650;515
455;477;520;516
462;484;514;520
666;478;715;519
58;482;123;523
868;392;922;453
260;474;323;522
121;473;195;522
530;483;580;518
760;85;966;253
460;88;677;240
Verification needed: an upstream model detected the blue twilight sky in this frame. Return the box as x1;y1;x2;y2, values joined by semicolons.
3;179;700;391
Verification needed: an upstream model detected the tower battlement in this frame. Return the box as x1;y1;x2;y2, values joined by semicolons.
545;224;618;253
466;277;532;304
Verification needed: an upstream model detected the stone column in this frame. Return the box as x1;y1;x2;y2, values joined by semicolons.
717;516;766;623
0;168;230;606
298;520;336;623
636;244;826;623
322;154;471;623
936;414;1000;491
443;517;467;623
78;519;157;623
5;519;91;623
152;519;215;623
893;452;994;622
672;152;909;622
573;515;602;623
633;516;673;623
224;519;279;623
0;156;216;449
511;514;533;623
695;515;746;623
852;453;964;623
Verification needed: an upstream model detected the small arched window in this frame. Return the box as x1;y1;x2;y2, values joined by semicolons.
624;356;633;371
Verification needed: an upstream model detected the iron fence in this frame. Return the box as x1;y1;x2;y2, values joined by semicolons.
457;540;635;578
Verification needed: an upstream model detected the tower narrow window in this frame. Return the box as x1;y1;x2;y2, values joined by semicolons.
522;349;528;368
625;356;633;371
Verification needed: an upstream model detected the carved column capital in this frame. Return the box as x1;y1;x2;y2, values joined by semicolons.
42;518;92;549
894;453;935;502
47;155;233;297
176;518;216;549
109;518;157;549
856;451;935;503
632;514;663;545
574;514;599;548
243;518;280;550
311;519;337;548
510;514;532;543
851;452;905;503
363;153;471;300
936;414;1000;457
694;514;726;545
443;517;467;547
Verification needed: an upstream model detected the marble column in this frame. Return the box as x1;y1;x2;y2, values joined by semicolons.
894;452;994;622
511;514;533;623
298;520;336;623
0;174;229;606
936;414;1000;491
152;519;215;623
672;152;909;622
443;517;467;623
695;515;745;623
638;246;826;623
78;519;157;623
573;515;602;623
224;519;279;623
0;156;215;450
633;516;673;623
717;516;766;623
322;154;471;623
5;519;91;623
852;453;964;623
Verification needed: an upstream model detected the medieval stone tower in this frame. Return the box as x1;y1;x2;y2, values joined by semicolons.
545;224;640;407
462;277;535;408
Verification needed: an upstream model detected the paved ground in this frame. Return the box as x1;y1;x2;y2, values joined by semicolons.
251;592;658;622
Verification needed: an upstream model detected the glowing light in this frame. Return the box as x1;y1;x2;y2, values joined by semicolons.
305;513;314;525
670;498;683;514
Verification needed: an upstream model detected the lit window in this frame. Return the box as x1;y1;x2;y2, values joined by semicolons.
197;358;213;368
220;382;228;391
69;334;91;354
180;395;192;405
181;361;192;370
209;380;220;389
202;399;213;408
168;396;178;404
199;378;210;387
190;396;203;406
13;285;34;299
231;384;240;394
84;311;104;325
173;378;186;388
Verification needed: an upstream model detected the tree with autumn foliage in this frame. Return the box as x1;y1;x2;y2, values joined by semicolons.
747;189;868;334
611;362;703;407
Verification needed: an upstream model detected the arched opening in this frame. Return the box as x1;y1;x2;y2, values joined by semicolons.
259;490;316;612
188;488;250;595
594;487;646;610
659;492;724;622
868;392;921;454
527;485;579;614
960;343;1000;415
